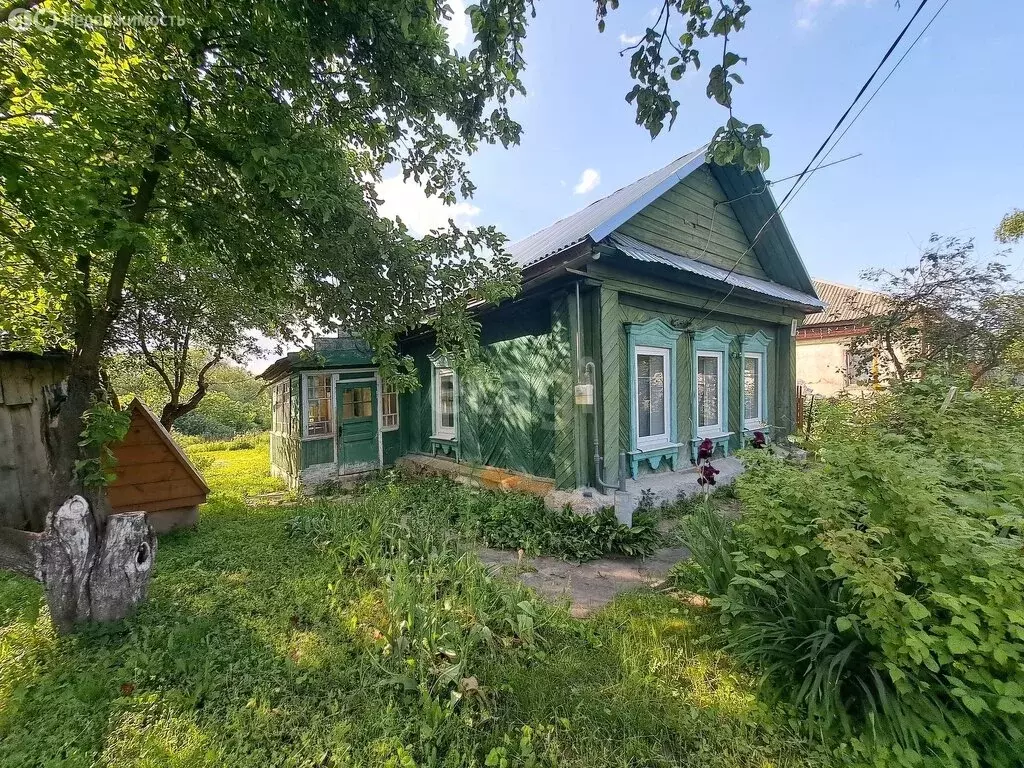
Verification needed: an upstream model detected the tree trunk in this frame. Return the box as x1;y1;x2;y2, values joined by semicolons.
0;496;156;632
3;142;170;630
157;354;220;430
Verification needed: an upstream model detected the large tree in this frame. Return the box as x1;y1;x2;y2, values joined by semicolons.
110;246;292;429
850;236;1024;387
1;0;530;626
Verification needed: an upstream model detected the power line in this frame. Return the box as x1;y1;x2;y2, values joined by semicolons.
689;0;947;325
780;0;951;213
768;153;862;186
774;0;931;213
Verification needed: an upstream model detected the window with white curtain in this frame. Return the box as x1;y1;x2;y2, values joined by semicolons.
696;352;723;434
743;353;764;427
635;346;670;447
434;368;456;437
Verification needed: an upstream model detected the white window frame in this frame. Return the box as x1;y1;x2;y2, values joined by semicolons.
303;372;334;439
696;351;725;436
432;366;458;439
634;345;672;450
743;352;764;429
381;380;399;431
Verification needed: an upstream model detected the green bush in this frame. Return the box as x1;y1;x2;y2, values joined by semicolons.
682;379;1024;766
355;472;661;563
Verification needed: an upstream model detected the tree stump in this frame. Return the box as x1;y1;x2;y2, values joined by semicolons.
0;496;156;632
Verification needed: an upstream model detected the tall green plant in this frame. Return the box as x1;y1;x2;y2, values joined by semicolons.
684;380;1024;766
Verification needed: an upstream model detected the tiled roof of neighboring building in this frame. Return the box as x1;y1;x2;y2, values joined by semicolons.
803;279;890;326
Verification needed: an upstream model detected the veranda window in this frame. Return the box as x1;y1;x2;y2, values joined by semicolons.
635;346;670;447
305;374;333;437
382;381;399;429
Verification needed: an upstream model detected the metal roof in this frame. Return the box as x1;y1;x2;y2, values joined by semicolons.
803;279;890;326
506;146;708;268
609;233;825;311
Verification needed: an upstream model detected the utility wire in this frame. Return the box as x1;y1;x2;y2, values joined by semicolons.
688;0;947;326
691;152;861;264
774;0;931;213
780;0;951;214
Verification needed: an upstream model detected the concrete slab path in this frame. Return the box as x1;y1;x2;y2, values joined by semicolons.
478;541;690;617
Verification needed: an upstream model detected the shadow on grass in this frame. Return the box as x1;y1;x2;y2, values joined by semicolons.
0;494;830;768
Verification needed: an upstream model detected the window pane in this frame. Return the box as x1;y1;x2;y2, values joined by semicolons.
697;355;719;429
744;356;760;421
382;383;399;428
637;353;666;438
439;371;455;429
307;375;332;436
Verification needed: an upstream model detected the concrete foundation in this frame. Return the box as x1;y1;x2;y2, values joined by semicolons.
614;456;746;520
147;505;199;534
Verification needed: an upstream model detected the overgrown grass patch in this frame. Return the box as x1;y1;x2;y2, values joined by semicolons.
0;445;832;767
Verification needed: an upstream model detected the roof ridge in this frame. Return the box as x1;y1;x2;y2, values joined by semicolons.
507;146;709;250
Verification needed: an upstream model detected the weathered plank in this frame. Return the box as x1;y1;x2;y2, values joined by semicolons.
114;443;175;466
107;460;187;487
0;525;43;578
106;478;202;509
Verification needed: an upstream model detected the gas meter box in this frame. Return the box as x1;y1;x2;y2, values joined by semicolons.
574;383;594;406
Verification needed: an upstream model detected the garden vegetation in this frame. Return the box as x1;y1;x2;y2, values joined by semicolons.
0;442;832;767
679;377;1024;766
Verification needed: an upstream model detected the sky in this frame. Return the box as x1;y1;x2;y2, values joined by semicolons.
254;0;1024;369
380;0;1024;286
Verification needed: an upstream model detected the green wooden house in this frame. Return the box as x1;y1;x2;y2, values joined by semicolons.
259;147;824;494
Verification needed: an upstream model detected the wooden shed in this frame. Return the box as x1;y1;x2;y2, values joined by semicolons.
0;352;208;534
0;350;70;531
108;399;209;533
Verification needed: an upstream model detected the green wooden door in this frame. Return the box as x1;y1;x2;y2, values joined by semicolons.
336;381;379;473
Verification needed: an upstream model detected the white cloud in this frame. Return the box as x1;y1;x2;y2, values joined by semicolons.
619;32;642;45
573;168;601;195
376;174;481;236
795;0;871;30
441;0;469;48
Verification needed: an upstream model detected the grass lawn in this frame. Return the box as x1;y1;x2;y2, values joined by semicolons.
0;444;833;768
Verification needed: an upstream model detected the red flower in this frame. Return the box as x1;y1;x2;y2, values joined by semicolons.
697;438;714;460
698;463;720;486
752;431;766;449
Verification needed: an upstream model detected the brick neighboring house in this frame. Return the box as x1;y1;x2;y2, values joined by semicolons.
796;279;892;396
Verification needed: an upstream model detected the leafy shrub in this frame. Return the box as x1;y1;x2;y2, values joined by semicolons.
683;378;1024;766
352;471;662;563
468;488;661;562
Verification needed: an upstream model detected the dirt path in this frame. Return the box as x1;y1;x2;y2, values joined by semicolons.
478;543;690;617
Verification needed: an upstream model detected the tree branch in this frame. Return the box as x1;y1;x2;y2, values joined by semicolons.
0;0;42;24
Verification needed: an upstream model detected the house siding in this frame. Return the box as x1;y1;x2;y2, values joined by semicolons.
398;297;563;483
594;262;795;483
615;165;769;280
